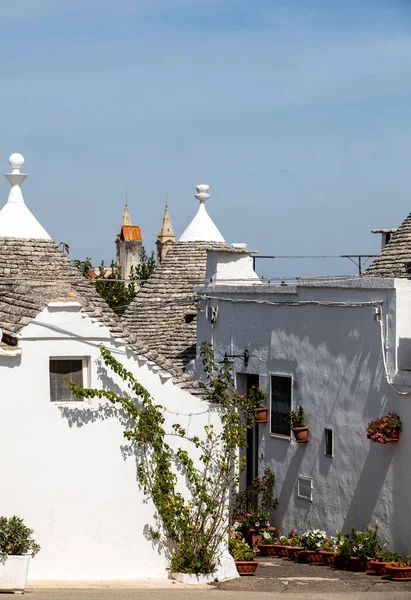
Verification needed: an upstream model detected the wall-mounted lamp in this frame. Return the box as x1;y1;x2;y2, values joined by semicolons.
221;350;249;367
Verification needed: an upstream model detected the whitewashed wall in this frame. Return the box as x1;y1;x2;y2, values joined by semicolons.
196;277;411;555
0;304;221;580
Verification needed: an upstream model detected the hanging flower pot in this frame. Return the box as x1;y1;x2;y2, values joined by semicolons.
288;406;309;443
255;407;268;423
292;426;309;443
366;413;402;444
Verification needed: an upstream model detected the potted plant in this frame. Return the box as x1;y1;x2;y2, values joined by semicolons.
228;536;258;575
366;412;402;444
386;555;411;581
249;386;268;423
232;469;278;550
285;532;303;560
348;525;381;571
334;532;351;569
0;516;40;592
369;551;403;576
299;530;327;563
288;406;309;443
319;537;337;565
258;529;279;556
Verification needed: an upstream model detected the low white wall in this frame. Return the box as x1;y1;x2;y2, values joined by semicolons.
0;305;220;580
196;280;411;555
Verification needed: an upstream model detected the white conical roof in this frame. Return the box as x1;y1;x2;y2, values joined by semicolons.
0;153;51;240
179;184;225;243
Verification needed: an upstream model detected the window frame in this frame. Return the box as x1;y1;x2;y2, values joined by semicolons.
324;428;334;457
269;372;293;440
49;356;90;405
297;475;313;502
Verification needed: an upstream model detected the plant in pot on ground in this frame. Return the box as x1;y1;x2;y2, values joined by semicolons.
258;530;278;556
334;532;352;569
276;531;302;559
248;386;268;423
288;406;309;443
69;342;261;579
370;551;403;576
367;412;402;444
349;524;381;571
0;516;40;592
228;535;258;575
299;530;326;563
386;555;411;581
319;537;338;565
232;468;278;550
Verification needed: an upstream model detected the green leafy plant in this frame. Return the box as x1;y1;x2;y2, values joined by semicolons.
228;535;256;561
68;342;260;575
0;516;40;564
278;530;300;546
335;531;352;557
350;524;381;560
300;529;326;551
260;530;277;545
287;406;305;428
367;413;402;444
321;537;338;552
231;468;278;533
377;550;403;563
248;386;266;409
388;554;411;567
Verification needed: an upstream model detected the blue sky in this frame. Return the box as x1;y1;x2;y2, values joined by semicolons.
0;0;410;278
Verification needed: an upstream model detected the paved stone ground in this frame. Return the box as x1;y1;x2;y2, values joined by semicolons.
14;557;411;599
216;556;411;595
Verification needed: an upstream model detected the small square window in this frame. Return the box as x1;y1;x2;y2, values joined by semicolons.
49;358;85;402
324;428;334;457
297;476;313;501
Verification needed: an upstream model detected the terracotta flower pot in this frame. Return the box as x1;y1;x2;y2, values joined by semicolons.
334;554;348;569
292;426;309;443
255;407;268;423
286;546;303;560
243;531;263;552
235;560;258;575
386;565;411;581
271;545;289;558
319;551;335;565
349;556;370;572
368;560;388;576
258;544;278;556
299;550;324;564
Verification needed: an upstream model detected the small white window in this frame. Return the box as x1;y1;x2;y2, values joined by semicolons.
49;358;88;403
324;428;334;457
297;476;313;501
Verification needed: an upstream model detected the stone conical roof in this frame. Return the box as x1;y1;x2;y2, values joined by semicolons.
120;203;132;229
366;212;411;277
158;204;175;241
122;240;227;371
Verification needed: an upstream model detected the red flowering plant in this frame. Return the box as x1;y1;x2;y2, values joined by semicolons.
366;412;402;444
232;468;278;533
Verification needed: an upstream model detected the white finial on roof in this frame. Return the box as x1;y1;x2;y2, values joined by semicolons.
0;153;51;239
178;184;225;243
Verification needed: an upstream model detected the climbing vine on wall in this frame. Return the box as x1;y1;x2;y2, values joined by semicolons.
68;342;259;575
